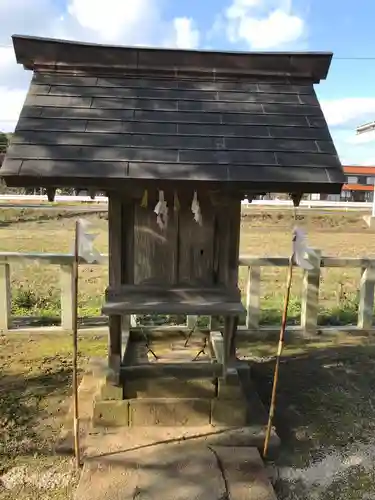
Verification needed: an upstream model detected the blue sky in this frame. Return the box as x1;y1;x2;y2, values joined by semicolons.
1;0;375;165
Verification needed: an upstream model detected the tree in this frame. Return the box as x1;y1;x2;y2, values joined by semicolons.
0;131;20;194
0;131;8;153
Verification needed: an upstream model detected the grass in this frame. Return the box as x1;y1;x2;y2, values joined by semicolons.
0;332;107;499
0;207;372;325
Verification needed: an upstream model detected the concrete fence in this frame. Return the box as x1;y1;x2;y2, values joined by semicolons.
0;252;374;336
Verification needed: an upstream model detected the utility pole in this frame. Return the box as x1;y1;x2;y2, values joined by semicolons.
356;121;375;216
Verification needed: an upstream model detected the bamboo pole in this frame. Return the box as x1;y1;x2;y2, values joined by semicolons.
72;220;81;468
263;255;294;459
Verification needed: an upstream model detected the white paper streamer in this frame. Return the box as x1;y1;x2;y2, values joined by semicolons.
292;227;318;270
154;190;168;230
191;191;202;225
75;218;103;264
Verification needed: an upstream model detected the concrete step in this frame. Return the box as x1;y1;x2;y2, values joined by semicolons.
213;446;277;500
75;443;276;500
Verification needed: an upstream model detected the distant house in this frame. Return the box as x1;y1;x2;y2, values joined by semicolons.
319;165;375;202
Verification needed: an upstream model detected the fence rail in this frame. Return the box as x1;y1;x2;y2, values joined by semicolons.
1;252;375;335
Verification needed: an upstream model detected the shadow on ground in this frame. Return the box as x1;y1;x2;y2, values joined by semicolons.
251;342;375;458
0;365;71;468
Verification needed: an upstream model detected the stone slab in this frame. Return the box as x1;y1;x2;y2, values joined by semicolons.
84;426;280;460
129;398;211;426
75;443;226;500
93;400;129;427
213;446;278;500
55;373;98;453
97;382;123;400
75;442;277;500
217;374;244;399
124;377;216;399
211;399;248;426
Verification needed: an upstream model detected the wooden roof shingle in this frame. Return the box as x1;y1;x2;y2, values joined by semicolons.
1;35;345;194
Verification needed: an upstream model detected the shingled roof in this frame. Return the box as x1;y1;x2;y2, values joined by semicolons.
1;35;345;194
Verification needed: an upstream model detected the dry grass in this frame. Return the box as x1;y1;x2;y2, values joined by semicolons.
1;208;375;498
0;207;373;324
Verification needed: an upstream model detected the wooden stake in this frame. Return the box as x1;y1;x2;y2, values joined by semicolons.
263;256;294;459
72;220;81;468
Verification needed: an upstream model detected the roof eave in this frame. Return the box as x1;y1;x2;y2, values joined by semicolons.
11;34;333;82
0;173;344;195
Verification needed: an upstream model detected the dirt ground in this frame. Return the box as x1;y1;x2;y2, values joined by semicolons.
1;332;375;499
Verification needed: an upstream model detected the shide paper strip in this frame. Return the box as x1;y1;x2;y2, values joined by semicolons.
75;219;103;264
154;190;168;230
292;227;318;271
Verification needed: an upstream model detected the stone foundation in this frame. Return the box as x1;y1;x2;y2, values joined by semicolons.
57;354;280;458
90;335;249;428
92;372;248;427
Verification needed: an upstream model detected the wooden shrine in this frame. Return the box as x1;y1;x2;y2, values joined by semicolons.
2;35;345;429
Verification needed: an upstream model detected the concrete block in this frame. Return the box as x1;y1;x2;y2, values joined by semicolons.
93;400;129;427
97;382;123;401
217;375;244;400
213;446;277;500
124;377;215;399
129;398;211;426
211;399;247;427
363;215;375;229
88;357;119;384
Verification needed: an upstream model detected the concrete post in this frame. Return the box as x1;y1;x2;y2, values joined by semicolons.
187;315;198;329
300;250;321;335
245;266;260;330
0;263;11;333
60;263;75;331
358;265;375;329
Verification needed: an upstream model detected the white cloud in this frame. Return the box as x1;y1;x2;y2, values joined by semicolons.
0;89;26;132
0;46;31;131
319;98;375;164
66;0;161;44
347;129;375;145
321;98;375;128
172;17;200;49
0;0;202;132
224;0;305;49
328;128;375;166
311;97;375;165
